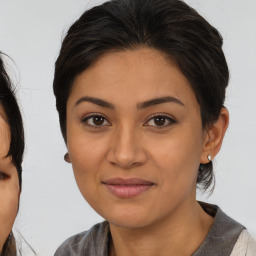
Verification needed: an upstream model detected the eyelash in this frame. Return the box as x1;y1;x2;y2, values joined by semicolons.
81;113;176;129
144;114;176;128
81;113;111;129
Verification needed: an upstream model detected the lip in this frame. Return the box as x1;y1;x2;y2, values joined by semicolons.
102;177;155;198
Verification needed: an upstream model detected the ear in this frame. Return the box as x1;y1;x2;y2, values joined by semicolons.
200;107;229;164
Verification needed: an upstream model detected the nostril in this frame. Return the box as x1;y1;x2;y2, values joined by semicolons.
109;159;143;170
109;161;119;167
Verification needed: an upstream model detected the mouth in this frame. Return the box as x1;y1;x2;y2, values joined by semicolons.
102;177;155;198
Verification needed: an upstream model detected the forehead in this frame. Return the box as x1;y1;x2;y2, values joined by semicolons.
69;48;197;108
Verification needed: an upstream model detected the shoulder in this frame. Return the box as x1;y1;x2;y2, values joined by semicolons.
194;202;246;256
54;230;89;256
54;221;110;256
231;230;256;256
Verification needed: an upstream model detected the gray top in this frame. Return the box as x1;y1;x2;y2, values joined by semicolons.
54;202;245;256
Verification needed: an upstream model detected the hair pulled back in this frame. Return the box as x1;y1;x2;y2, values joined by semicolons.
53;0;229;191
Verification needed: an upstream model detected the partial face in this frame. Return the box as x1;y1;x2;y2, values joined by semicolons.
0;105;19;251
66;48;208;228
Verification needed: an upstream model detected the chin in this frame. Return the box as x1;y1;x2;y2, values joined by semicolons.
101;206;155;229
110;217;151;229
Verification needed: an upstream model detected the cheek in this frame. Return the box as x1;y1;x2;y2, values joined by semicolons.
0;183;19;248
69;134;108;173
67;132;109;194
148;129;203;191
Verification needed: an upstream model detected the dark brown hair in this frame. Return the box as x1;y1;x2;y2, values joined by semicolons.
53;0;229;191
0;53;24;255
0;53;24;188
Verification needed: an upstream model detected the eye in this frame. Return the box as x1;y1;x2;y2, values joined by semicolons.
82;114;111;128
144;114;176;128
0;171;9;181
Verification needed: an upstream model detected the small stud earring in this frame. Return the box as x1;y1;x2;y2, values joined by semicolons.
64;153;71;163
207;155;212;161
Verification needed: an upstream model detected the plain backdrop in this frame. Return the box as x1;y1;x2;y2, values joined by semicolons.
0;0;256;255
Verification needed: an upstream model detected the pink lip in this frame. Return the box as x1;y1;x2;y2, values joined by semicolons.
102;178;154;198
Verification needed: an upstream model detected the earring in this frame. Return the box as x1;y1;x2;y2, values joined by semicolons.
64;153;71;163
207;155;212;161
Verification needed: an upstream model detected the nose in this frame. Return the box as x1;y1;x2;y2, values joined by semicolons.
107;125;147;169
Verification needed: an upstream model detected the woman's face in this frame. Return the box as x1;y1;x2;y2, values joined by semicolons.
0;105;19;251
66;48;210;229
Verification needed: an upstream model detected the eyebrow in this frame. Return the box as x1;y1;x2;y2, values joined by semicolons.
75;97;115;109
137;96;184;109
75;96;184;109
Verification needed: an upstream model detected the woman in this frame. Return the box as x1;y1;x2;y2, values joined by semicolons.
53;0;256;255
0;53;24;255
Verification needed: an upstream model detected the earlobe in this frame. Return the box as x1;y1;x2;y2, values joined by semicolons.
64;152;71;163
207;155;212;162
201;107;229;164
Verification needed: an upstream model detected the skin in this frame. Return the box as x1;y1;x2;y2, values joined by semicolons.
0;105;20;252
66;48;229;256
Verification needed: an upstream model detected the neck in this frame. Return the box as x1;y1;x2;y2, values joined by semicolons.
109;200;214;256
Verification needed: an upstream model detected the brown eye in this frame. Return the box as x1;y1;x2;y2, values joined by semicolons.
82;114;110;127
154;116;166;126
145;115;175;128
92;116;105;125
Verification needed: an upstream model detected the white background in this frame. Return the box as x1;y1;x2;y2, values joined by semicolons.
0;0;256;255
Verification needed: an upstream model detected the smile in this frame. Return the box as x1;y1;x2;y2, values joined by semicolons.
102;178;155;198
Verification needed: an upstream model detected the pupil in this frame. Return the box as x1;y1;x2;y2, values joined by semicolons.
154;117;165;126
93;116;104;125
